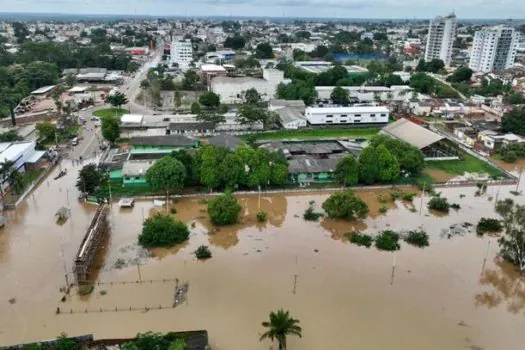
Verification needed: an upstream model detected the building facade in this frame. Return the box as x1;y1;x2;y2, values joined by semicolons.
305;106;389;126
424;13;457;66
170;40;193;70
468;27;520;73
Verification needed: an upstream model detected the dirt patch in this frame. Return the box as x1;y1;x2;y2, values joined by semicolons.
425;169;456;183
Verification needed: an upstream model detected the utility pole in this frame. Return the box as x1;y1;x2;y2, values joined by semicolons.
390;252;397;285
108;182;112;206
419;182;426;215
516;167;523;193
137;261;142;283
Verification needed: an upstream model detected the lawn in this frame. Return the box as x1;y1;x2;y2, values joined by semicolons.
425;153;504;178
92;108;128;118
243;127;380;141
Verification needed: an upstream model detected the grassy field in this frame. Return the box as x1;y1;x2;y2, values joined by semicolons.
425;153;504;178
92;108;128;118
243;127;380;141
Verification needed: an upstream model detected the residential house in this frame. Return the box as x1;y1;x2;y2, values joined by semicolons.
268;99;307;130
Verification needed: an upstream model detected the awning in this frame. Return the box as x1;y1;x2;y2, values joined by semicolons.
25;151;46;163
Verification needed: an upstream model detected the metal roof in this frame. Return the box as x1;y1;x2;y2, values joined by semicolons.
31;85;56;95
288;154;345;174
208;135;244;150
380;118;443;150
130;135;197;147
306;105;390;114
122;161;154;176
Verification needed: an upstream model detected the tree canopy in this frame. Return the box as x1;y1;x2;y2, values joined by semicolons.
330;86;350;104
502;107;525;136
224;35;246;50
447;67;473;83
199;91;221;108
496;199;525;273
101;116;120;143
76;164;102;194
105;92;128;108
322;189;369;221
145;156;187;195
139;214;189;248
207;192;242;226
255;43;274;59
260;309;302;350
334;155;359;186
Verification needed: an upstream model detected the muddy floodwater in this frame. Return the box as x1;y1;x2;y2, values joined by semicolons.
1;162;525;350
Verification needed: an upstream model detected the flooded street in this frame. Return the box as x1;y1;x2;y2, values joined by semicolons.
1;161;525;349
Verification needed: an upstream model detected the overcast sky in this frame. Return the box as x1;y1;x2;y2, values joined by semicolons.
1;0;524;19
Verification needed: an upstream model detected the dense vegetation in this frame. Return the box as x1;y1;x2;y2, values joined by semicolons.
476;218;503;236
501;107;525;137
322;189;369;221
207;192;242;226
495;199;525;273
348;232;374;248
404;230;429;247
333;136;424;186
375;230;401;251
139;214;190;248
76;164;103;194
0;39;138;118
195;245;212;260
427;196;450;213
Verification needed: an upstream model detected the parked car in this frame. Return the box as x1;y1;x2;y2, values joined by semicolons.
71;137;79;146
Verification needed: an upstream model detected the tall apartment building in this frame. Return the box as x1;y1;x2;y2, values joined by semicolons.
170;38;193;70
468;27;520;73
424;13;457;66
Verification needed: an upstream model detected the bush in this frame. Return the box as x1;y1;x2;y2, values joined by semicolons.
139;214;190;248
375;230;401;251
378;193;389;203
503;151;518;163
256;210;268;222
78;285;94;296
390;189;403;201
379;205;388;214
195;245;212;260
427;196;450;212
450;203;461;210
347;232;373;248
404;230;429;247
303;204;324;221
170;207;177;214
402;192;416;201
476;218;503;236
208;192;242;226
322;189;369;221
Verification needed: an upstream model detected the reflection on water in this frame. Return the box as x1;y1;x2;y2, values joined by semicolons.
2;163;525;349
476;257;525;314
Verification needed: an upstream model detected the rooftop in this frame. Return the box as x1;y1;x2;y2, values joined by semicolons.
122;161;154;177
380;118;443;149
31;85;56;95
130;135;197;147
306;106;390;114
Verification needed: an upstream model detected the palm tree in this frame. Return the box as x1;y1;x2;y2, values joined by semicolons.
260;309;302;350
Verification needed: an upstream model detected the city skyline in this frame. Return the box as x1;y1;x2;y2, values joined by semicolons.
2;0;525;20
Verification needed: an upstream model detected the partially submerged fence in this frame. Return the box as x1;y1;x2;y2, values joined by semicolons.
73;204;109;284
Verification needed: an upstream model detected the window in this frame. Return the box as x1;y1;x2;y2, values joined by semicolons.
354;114;361;117
326;114;333;118
135;176;141;180
125;177;130;181
354;119;361;123
370;114;376;117
340;120;347;123
341;114;347;118
380;113;387;117
326;120;333;123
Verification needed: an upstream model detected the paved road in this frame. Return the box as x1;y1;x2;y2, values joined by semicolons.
120;44;164;115
65;109;104;161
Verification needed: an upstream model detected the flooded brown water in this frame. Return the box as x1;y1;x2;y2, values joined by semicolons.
1;163;525;349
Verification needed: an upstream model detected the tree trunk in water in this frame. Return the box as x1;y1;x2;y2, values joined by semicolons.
8;101;16;126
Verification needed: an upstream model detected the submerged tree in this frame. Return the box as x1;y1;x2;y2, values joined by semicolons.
260;309;302;350
496;199;525;273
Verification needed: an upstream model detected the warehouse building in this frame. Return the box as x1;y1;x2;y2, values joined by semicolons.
305;106;389;126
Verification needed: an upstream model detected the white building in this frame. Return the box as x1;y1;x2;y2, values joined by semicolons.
305;106;389;126
170;39;193;70
424;13;457;66
469;27;520;73
0;141;45;191
210;69;290;104
315;85;413;102
269;99;307;130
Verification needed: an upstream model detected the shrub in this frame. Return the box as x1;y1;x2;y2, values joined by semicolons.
379;205;388;214
170;207;177;214
139;213;190;248
427;196;450;212
78;285;94;296
476;218;503;236
404;229;429;247
347;232;373;248
450;203;461;210
256;210;268;222
208;192;242;226
390;189;403;201
303;204;324;221
503;151;518;163
402;192;416;201
375;230;401;251
322;189;369;221
195;245;212;260
378;194;389;203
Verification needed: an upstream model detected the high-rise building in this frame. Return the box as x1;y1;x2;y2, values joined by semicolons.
468;27;520;73
424;13;457;66
170;38;193;70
